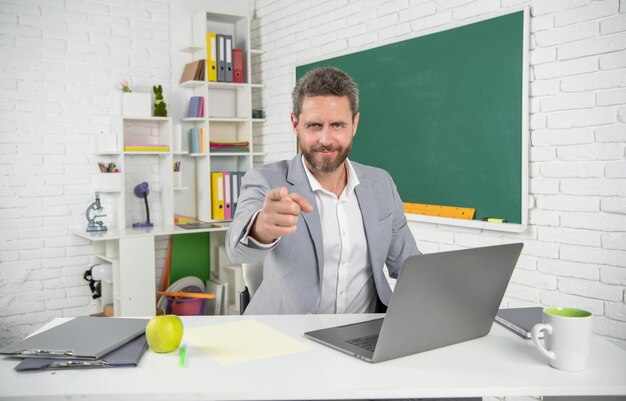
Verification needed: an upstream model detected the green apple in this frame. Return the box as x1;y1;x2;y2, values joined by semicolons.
145;314;184;353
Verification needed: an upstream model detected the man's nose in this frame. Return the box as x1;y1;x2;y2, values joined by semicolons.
319;125;331;144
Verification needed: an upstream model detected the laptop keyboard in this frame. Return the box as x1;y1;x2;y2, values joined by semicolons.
346;334;379;352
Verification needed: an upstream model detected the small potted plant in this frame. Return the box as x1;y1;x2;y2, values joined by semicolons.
120;80;150;117
153;85;167;117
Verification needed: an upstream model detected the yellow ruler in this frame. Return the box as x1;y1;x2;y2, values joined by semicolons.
403;202;476;220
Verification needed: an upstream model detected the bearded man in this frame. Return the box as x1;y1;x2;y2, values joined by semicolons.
226;67;421;315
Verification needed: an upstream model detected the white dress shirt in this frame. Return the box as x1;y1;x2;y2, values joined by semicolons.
302;157;376;314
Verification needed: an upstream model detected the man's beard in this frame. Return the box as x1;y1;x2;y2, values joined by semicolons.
301;141;352;174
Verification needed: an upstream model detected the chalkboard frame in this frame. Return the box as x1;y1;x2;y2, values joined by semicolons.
294;8;529;233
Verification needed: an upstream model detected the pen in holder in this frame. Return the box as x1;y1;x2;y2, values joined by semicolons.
173;162;182;187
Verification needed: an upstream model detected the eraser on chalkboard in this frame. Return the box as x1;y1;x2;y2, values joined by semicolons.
481;217;507;223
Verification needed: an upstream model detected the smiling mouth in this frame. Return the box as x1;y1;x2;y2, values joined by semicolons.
315;146;339;154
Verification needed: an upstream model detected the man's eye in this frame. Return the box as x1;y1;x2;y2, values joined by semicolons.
331;123;344;129
306;123;322;129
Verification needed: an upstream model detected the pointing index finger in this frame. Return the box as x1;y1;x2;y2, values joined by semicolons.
268;187;288;201
288;192;313;213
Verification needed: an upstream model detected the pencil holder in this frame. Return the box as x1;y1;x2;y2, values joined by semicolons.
99;173;122;191
173;171;182;187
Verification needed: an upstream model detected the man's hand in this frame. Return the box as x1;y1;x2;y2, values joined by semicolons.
250;187;313;244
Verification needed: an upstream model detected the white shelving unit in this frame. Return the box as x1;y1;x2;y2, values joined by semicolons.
76;8;262;317
97;117;175;230
179;10;262;222
82;116;179;316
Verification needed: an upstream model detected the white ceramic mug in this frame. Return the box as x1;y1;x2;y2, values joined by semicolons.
531;307;593;371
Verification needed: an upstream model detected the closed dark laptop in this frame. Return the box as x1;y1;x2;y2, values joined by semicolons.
305;243;523;363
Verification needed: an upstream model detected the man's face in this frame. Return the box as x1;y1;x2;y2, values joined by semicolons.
291;95;360;174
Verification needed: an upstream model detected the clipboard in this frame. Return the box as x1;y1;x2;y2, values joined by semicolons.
0;317;148;360
13;334;148;371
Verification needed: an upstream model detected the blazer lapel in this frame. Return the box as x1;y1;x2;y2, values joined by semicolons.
286;155;324;284
353;165;382;269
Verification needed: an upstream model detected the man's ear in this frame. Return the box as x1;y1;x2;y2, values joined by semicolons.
290;113;299;134
352;112;360;136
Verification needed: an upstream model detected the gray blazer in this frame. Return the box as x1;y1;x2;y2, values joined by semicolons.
226;154;420;314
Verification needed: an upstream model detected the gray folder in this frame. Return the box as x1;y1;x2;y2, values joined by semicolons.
0;317;148;360
14;334;148;371
224;35;233;82
217;34;226;82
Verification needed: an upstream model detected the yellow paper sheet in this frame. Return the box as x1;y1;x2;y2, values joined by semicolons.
184;319;312;365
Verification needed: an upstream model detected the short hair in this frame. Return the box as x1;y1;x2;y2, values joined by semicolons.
292;67;359;120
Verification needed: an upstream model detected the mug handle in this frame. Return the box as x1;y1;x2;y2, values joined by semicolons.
531;323;555;360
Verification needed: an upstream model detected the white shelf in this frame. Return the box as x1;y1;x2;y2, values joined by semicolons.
180;80;205;88
123;116;171;121
94;253;117;263
181;81;250;90
208;81;248;90
250;48;264;55
96;187;122;193
208;117;249;123
209;152;252;157
252;118;266;123
181;46;203;53
123;151;171;156
180;117;205;122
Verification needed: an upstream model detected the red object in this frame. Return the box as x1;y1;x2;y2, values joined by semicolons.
170;298;204;316
233;48;244;83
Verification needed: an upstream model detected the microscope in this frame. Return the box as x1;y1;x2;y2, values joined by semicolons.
86;192;108;232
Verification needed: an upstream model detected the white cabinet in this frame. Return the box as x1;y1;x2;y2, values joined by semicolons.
90;235;155;316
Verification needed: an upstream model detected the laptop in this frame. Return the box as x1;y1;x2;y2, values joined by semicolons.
304;243;523;363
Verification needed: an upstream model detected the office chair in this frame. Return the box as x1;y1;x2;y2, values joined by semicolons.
239;261;263;314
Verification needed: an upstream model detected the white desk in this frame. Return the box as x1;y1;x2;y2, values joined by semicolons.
1;314;625;401
72;224;228;316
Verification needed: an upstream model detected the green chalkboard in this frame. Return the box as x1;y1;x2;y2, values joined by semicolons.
296;11;525;224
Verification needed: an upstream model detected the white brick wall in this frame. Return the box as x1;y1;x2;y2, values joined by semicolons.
249;0;626;350
0;0;624;361
0;0;171;346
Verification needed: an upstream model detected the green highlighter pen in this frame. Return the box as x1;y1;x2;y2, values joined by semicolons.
179;342;187;368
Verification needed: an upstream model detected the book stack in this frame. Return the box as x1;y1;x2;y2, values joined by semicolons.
209;141;249;153
124;145;169;152
186;96;205;118
179;60;205;83
188;127;206;154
